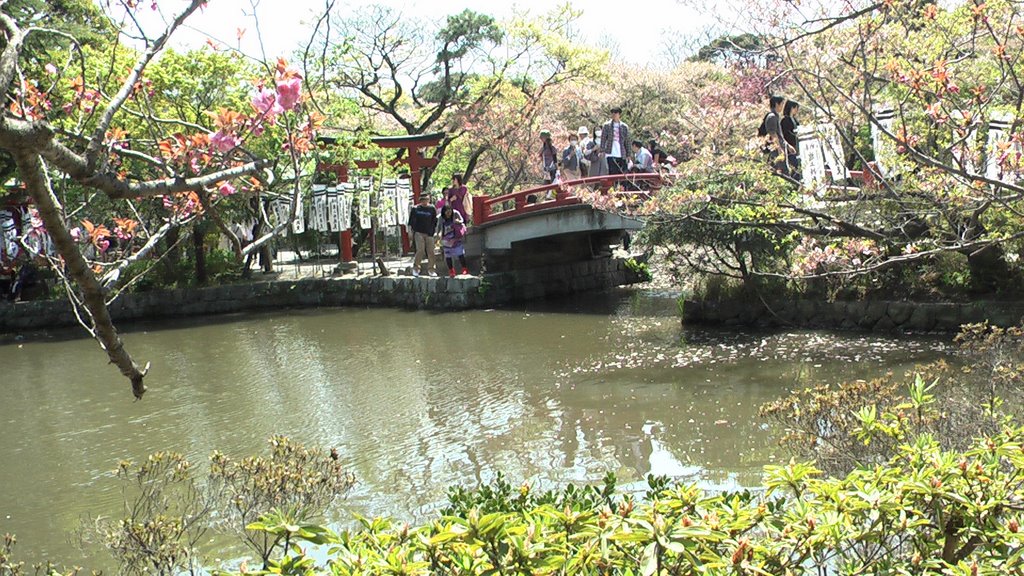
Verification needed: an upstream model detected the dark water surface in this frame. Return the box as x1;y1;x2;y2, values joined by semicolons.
0;290;950;565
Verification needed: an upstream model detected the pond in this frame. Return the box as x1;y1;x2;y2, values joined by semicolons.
0;289;949;566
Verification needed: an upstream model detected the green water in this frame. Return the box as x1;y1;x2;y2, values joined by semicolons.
0;290;949;566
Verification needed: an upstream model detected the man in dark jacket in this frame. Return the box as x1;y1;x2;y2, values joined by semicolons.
408;194;438;276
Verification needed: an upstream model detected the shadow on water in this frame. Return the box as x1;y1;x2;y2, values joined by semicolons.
0;285;681;347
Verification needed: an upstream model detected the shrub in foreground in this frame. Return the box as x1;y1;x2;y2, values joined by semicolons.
238;416;1024;576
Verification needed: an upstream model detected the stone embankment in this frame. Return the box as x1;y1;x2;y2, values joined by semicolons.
681;298;1024;332
0;257;645;332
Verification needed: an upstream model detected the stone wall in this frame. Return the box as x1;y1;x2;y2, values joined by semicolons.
0;257;646;333
682;298;1024;332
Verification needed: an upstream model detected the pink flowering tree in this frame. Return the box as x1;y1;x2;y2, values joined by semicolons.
0;0;322;398
640;0;1024;298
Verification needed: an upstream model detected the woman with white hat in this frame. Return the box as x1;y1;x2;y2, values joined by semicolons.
577;127;592;177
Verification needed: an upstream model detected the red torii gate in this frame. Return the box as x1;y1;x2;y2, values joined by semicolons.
316;132;443;262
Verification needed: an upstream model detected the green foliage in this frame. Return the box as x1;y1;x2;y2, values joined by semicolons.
762;323;1024;477
71;438;354;575
694;33;772;65
623;259;652;282
436;10;503;63
236;417;1024;575
90;452;209;576
642;159;800;291
442;472;618;517
1;533;79;576
208;436;355;568
145;49;255;124
121;247;243;293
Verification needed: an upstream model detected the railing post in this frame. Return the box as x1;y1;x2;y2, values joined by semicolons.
555;183;567;202
472;195;487;224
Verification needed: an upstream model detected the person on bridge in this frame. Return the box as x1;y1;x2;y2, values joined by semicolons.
561;132;584;181
443;174;470;225
576;127;592;177
587;127;607;178
437;204;469;277
631;140;654;172
600;107;630;176
408;193;438;277
539;129;559;184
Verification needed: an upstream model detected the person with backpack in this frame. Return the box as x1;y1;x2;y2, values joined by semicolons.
436;204;469;277
758;95;795;175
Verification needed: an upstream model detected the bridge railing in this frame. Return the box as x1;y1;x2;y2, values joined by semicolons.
471;172;673;225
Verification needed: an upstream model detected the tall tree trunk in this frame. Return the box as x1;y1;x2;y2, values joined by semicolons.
164;225;181;279
17;152;147;398
192;224;207;284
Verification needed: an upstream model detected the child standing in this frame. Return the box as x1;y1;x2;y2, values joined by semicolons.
437;204;468;277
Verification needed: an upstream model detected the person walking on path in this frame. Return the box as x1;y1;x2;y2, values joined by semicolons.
437;204;468;277
443;174;471;224
561;132;584;181
539;130;559;184
408;194;438;276
600;107;630;175
781;100;802;179
759;95;793;175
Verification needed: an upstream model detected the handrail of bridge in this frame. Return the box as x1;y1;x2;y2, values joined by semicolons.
471;172;675;225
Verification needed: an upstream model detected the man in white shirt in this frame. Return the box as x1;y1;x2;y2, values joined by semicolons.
631;140;654;172
600;107;630;175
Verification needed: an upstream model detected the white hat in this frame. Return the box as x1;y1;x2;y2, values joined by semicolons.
577;126;589;135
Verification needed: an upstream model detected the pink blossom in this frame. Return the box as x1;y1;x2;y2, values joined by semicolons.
70;227;82;242
251;87;282;120
218;181;237;196
44;63;57;75
275;76;302;111
97;238;110;253
210;130;240;153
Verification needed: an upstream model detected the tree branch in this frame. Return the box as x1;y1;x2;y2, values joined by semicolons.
16;150;148;399
85;0;207;166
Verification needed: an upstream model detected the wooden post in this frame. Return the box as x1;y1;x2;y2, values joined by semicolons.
340;230;354;262
472;195;487;225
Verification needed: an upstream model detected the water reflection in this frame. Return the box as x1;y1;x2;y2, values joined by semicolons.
0;291;949;565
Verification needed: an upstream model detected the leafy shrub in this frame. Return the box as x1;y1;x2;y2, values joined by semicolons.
761;323;1024;477
623;258;653;283
208;436;355;567
241;416;1024;575
74;437;353;575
